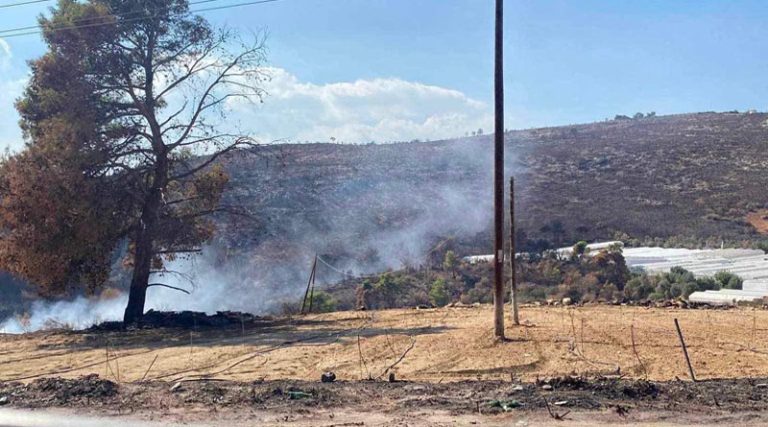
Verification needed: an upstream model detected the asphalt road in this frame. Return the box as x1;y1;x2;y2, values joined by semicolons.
0;409;195;427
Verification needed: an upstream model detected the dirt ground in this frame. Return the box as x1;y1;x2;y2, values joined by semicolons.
2;304;768;384
5;304;768;424
5;374;768;425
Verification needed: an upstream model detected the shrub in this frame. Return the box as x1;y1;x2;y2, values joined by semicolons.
599;283;619;301
669;283;685;298
572;241;589;257
522;284;546;302
714;271;743;290
683;282;699;298
355;280;373;309
429;278;450;307
370;273;404;308
623;276;654;301
309;291;337;313
695;276;719;291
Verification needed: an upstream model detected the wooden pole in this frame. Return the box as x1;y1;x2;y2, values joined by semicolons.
509;176;519;325
308;260;317;313
301;255;317;314
492;0;505;338
674;318;696;382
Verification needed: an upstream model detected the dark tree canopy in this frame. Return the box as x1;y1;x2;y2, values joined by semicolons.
0;0;266;323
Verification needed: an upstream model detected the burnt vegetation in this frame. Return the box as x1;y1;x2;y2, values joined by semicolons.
216;111;768;266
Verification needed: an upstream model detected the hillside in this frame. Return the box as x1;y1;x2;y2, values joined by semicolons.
216;112;768;271
6;112;768;321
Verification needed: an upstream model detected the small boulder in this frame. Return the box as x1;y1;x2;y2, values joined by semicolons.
562;297;572;306
321;372;336;383
0;396;8;405
170;382;183;392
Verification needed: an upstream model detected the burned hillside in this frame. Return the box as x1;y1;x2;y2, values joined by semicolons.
215;112;768;270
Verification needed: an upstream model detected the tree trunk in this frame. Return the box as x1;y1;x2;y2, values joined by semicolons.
123;30;168;326
123;179;164;324
123;226;153;324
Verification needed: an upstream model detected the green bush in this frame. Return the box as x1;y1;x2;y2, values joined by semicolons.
714;271;743;290
623;276;654;301
428;278;450;307
572;241;589;257
309;291;337;313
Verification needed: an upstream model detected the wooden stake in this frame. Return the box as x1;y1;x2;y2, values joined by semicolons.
630;323;648;380
674;318;696;382
509;176;519;325
141;355;159;381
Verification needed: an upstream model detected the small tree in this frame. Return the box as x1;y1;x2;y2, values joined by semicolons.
572;241;589;258
355;280;373;310
429;278;450;307
714;271;743;290
374;273;402;308
443;250;458;278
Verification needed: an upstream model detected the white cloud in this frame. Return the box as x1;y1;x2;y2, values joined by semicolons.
0;38;11;70
0;63;495;153
227;68;493;143
0;39;26;152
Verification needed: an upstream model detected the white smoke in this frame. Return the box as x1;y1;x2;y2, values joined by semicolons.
0;251;300;333
1;138;516;333
0;295;128;334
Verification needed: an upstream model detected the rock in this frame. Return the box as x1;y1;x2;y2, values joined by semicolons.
546;298;555;306
0;396;8;405
388;373;396;383
170;382;183;392
554;400;569;406
756;383;768;388
511;385;524;392
562;297;572;306
321;372;336;383
541;384;553;391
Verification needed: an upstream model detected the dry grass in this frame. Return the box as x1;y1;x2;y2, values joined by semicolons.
1;304;767;384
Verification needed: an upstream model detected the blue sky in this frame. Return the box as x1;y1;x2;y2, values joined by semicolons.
1;0;768;149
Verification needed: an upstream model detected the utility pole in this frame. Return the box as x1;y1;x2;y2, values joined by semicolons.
301;255;317;314
493;0;505;338
509;177;519;325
